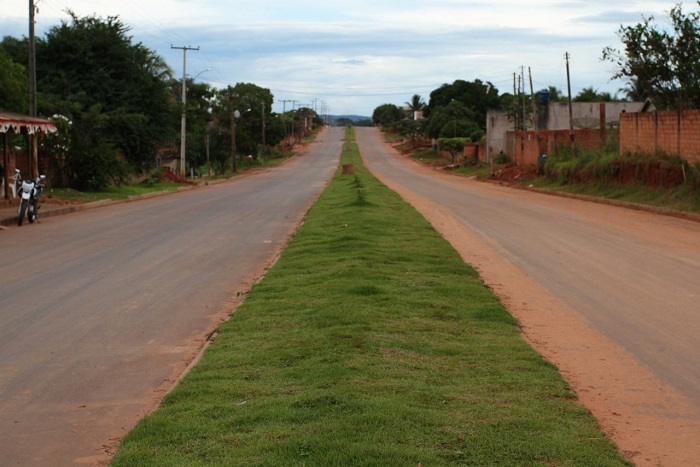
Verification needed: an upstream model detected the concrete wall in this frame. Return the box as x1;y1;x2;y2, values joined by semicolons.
546;101;644;130
486;101;644;161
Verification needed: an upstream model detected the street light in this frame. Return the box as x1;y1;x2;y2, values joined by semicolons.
180;67;210;178
191;68;211;81
231;107;250;173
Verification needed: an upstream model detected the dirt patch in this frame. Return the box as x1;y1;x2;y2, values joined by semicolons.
491;165;538;184
160;169;196;185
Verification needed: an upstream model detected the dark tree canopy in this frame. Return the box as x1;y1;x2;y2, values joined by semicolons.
424;100;482;140
573;86;613;102
2;12;178;189
428;79;500;130
602;2;700;110
372;103;403;126
0;48;27;113
37;12;176;180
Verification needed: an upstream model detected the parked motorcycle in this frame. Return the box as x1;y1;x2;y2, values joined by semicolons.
15;169;47;226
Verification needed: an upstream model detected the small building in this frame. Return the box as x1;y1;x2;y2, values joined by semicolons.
1;111;57;199
485;101;644;164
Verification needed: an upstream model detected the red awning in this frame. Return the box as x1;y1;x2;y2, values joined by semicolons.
0;111;57;135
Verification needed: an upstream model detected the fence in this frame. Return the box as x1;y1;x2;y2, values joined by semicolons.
619;110;700;164
508;128;613;165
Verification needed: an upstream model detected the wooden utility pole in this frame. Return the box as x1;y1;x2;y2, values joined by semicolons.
565;52;576;156
280;99;292;144
28;0;37;117
529;67;540;155
261;100;266;149
520;67;526;130
28;0;38;177
513;73;520;134
291;100;298;143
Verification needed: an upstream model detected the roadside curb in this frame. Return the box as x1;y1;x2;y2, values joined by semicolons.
0;186;197;227
0;171;264;228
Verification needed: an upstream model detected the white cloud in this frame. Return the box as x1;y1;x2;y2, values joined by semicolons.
1;0;683;115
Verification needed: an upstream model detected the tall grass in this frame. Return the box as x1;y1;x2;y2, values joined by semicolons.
539;146;700;213
112;134;628;466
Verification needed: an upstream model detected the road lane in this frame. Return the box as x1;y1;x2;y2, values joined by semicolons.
0;127;343;465
355;127;700;410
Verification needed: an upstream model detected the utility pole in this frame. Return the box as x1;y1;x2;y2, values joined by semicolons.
291;100;298;143
28;0;38;177
28;0;37;117
565;52;576;156
280;99;292;144
520;66;526;131
528;66;540;156
513;72;520;136
171;45;199;177
229;87;238;173
261;100;266;149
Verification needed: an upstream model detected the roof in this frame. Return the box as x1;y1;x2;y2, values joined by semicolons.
0;111;57;135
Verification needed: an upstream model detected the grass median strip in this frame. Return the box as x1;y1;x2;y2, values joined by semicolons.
112;132;628;466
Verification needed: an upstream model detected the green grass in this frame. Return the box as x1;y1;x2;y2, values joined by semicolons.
454;159;494;179
45;182;182;203
532;148;700;214
111;135;629;466
531;177;700;213
409;148;447;163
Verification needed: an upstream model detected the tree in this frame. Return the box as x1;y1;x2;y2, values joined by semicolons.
395;119;425;149
208;83;278;171
618;77;649;102
39;114;73;186
438;137;470;165
573;86;613;102
176;79;215;172
425;100;480;139
428;79;500;131
602;2;700;110
32;12;176;188
372;103;403;126
405;94;426;118
0;49;28;113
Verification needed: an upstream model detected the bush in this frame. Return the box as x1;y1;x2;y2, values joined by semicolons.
143;168;164;187
493;151;510;165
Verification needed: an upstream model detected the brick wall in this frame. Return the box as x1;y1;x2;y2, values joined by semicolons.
510;128;612;165
620;110;700;164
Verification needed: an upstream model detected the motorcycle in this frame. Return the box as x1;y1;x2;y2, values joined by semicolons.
15;169;47;226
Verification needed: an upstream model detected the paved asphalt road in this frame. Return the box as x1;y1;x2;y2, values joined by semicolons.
355;127;700;411
0;128;342;465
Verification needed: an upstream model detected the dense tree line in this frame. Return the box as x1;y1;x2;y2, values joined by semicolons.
2;13;176;189
371;78;622;147
0;12;318;190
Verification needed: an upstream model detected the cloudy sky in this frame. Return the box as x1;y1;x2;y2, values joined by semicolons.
2;0;681;116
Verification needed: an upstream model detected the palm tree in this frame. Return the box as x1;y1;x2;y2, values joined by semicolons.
405;94;426;118
619;78;648;102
